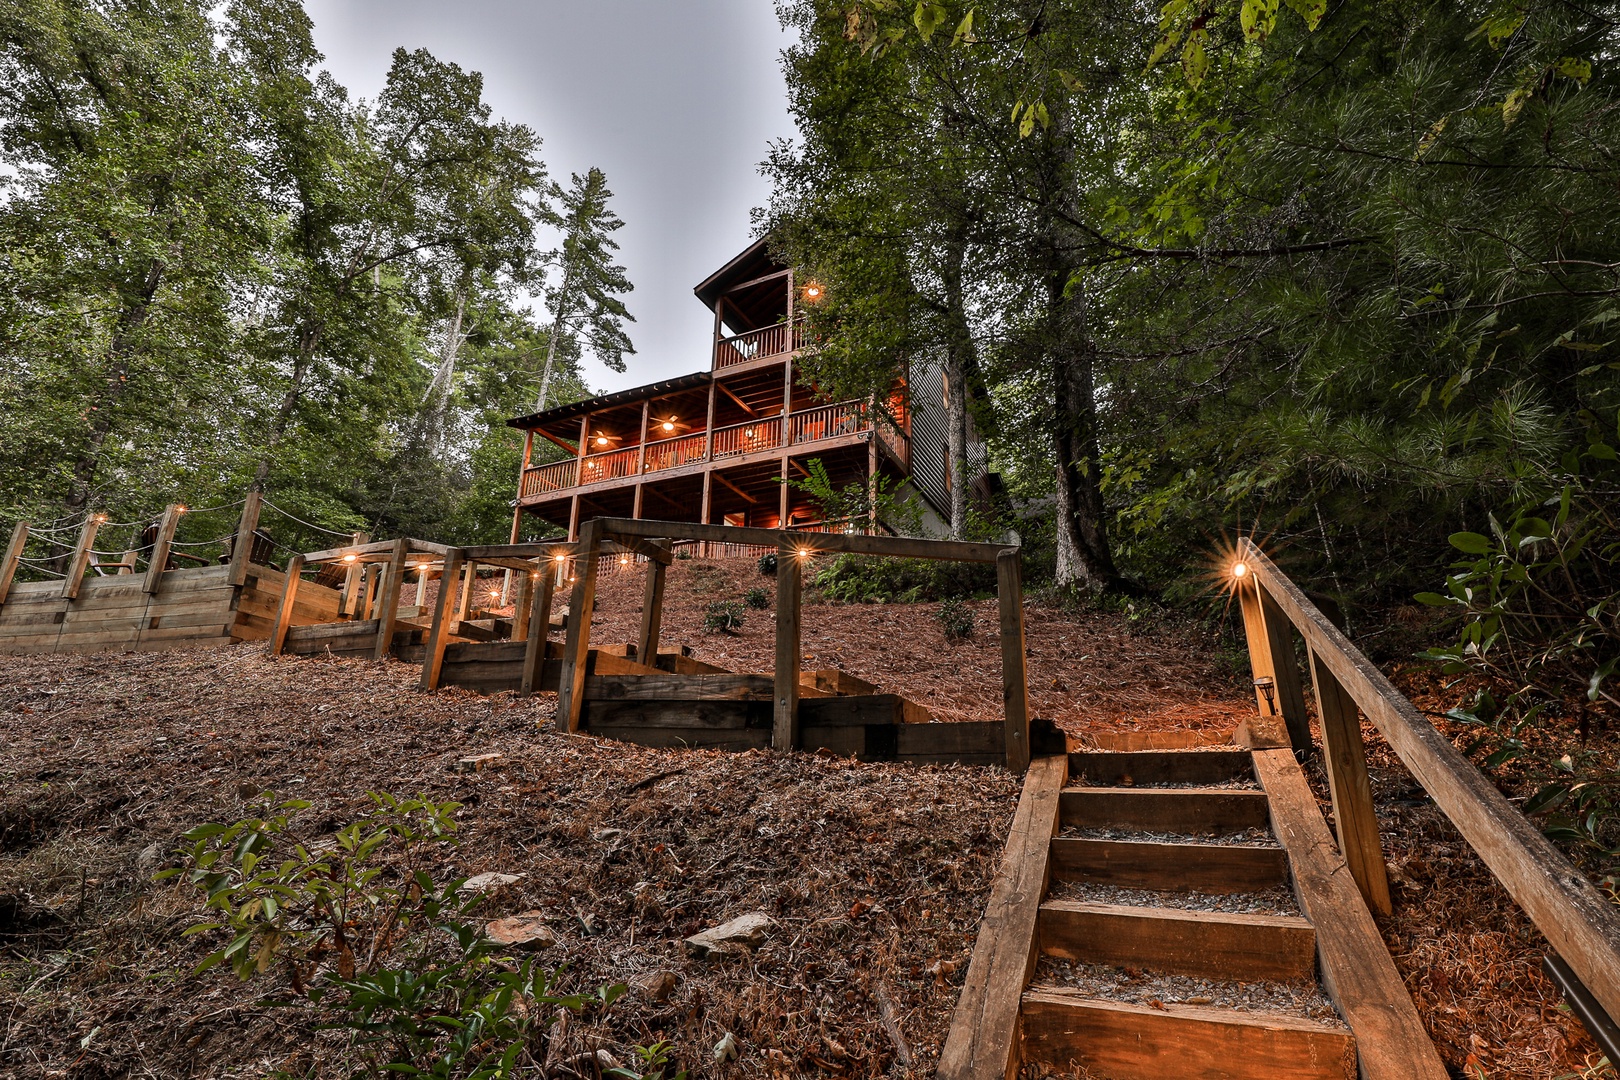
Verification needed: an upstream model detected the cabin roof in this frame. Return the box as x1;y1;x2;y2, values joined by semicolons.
507;371;713;431
692;236;788;334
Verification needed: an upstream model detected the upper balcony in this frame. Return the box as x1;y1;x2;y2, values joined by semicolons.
518;397;906;503
713;317;807;373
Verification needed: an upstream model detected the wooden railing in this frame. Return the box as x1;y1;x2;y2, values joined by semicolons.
713;318;805;370
711;416;782;458
789;399;864;445
642;432;706;474
578;447;638;485
1236;537;1620;1025
520;459;579;497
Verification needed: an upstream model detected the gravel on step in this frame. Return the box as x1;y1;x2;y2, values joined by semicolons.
1060;825;1281;847
1071;778;1261;790
1046;879;1301;916
1032;958;1346;1026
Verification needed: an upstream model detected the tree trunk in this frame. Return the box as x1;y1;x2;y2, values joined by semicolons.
1046;270;1118;592
422;291;466;455
941;239;975;540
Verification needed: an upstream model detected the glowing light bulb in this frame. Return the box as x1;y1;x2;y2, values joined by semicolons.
554;553;567;563
175;505;187;513
343;553;357;563
596;436;609;446
798;548;811;559
662;420;675;432
1232;561;1248;578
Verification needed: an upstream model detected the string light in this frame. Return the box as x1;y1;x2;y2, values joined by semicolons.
1232;561;1248;579
343;553;357;563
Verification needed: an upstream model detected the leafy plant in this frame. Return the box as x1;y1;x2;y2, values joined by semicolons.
702;600;744;634
813;553;995;604
162;793;640;1078
936;597;975;642
743;587;770;610
756;551;777;576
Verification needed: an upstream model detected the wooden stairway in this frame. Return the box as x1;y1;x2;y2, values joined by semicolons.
939;748;1447;1080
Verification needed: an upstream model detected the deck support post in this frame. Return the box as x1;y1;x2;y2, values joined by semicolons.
63;513;104;600
1309;646;1393;915
228;492;262;586
270;554;305;656
0;522;28;607
511;564;534;640
773;538;803;750
1238;578;1311;752
997;548;1031;773
421;547;464;690
779;456;790;528
358;564;379;620
338;532;368;617
558;520;602;732
372;538;408;660
141;505;183;595
636;539;670;665
456;559;477;622
521;561;558;695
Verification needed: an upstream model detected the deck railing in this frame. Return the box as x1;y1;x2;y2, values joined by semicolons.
520;458;579;497
711;416;782;458
790;400;864;445
642;432;706;473
714;318;805;370
578;447;638;484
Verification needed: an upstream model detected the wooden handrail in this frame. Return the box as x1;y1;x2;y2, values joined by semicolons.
1237;537;1620;1023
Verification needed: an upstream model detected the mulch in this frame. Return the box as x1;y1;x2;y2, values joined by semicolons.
0;553;1611;1078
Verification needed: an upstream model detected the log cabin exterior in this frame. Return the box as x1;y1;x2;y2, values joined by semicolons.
508;239;977;540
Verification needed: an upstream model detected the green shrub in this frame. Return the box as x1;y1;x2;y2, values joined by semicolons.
703;600;745;634
756;551;777;576
162;792;645;1078
743;586;770;610
812;553;996;604
937;597;975;642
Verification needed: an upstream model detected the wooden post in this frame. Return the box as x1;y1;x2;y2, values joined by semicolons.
779;456;790;528
141;505;182;595
568;495;581;542
1259;583;1311;751
270;554;305;655
704;374;717;460
338;532;368;617
1309;646;1393;916
512;564;534;641
637;399;650;474
456;559;478;621
557;521;601;732
637;540;670;665
773;539;803;750
1238;576;1311;751
521;562;557;695
358;563;379;620
372;538;409;660
997;549;1032;773
420;547;463;690
0;522;27;606
227;492;262;586
415;563;429;607
63;514;104;600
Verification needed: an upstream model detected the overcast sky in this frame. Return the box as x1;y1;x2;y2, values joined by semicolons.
301;0;799;393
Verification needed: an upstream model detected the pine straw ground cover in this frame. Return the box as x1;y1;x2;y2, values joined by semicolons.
0;553;1609;1078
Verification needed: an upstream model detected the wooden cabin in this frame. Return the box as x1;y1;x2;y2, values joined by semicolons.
508;239;977;540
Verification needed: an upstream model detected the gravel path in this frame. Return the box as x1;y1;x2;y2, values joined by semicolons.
1047;879;1301;916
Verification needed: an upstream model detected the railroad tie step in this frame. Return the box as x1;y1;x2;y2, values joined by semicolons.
1068;748;1255;787
1049;835;1288;893
1019;989;1358;1080
1060;785;1273;835
1037;899;1316;983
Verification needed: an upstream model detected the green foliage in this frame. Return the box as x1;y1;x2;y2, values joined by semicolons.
161;792;646;1078
786;457;924;536
935;597;975;642
756;551;778;576
702;600;744;634
812;553;994;604
743;587;771;610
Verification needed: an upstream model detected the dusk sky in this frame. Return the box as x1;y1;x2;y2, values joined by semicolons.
301;0;800;394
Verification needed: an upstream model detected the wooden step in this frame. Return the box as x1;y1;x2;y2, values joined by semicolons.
1021;990;1356;1080
1061;787;1272;834
1069;749;1254;786
1038;900;1316;982
1050;836;1289;893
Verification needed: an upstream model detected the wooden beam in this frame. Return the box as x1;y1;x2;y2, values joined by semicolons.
1253;748;1447;1079
1068;750;1253;787
459;542;575;560
1310;645;1393;916
337;531;368;616
1242;537;1620;1024
1020;993;1357;1080
636;539;670;665
419;547;463;690
1260;583;1312;750
1038;900;1317;982
937;755;1066;1080
600;534;674;566
456;559;477;621
63;514;104;600
372;537;408;660
717;380;758;417
773;542;803;749
1049;836;1289;894
997;549;1030;773
511;565;534;641
358;564;379;620
721;267;791;295
269;554;305;656
557;520;601;732
227;491;262;587
521;564;557;695
584;516;1012;564
712;471;758;504
141;504;183;594
0;521;27;606
1060;788;1272;834
300;536;452;564
778;456;790;527
532;428;580;457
